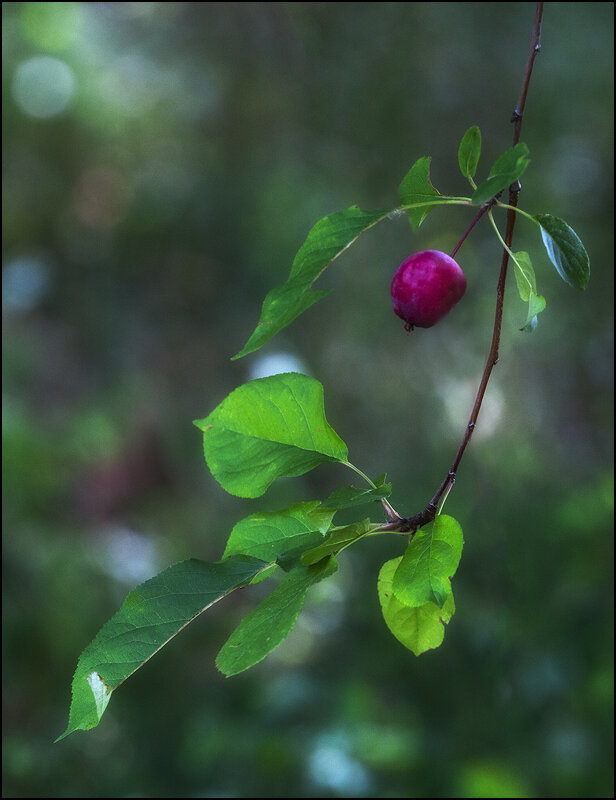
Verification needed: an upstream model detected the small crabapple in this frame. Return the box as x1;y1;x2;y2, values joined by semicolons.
391;250;467;329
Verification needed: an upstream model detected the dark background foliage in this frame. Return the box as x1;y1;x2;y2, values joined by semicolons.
2;3;613;797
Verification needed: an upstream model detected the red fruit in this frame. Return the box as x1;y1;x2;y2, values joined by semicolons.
391;250;466;329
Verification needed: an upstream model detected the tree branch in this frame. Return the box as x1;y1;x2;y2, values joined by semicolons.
391;2;544;534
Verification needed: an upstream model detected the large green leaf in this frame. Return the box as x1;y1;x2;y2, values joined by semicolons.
223;501;335;562
472;143;530;204
233;206;390;359
216;558;338;676
392;515;463;608
56;555;269;741
378;557;455;656
458;126;482;179
534;214;590;290
194;373;349;498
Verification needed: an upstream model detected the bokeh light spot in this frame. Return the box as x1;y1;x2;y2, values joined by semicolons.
12;56;76;118
2;255;51;312
249;352;308;380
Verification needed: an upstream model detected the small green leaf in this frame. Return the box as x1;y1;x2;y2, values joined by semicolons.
398;156;442;230
56;556;269;741
301;518;373;565
378;557;455;656
392;515;463;608
322;475;392;510
250;564;279;585
472;143;530;204
510;252;545;331
223;502;335;563
520;291;546;332
233;206;390;359
534;214;590;290
512;251;536;302
458;126;482;179
194;373;348;498
216;558;338;676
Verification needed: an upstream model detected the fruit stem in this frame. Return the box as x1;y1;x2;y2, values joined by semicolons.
450;202;493;259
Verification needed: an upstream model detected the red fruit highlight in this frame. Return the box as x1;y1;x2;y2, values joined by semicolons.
391;250;466;329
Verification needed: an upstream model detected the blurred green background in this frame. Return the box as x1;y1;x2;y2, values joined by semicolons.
2;2;613;797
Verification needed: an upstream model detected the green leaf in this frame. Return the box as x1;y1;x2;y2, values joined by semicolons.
223;501;335;563
216;558;338;676
520;291;546;332
322;474;392;510
534;214;590;290
56;555;269;741
301;518;373;565
249;564;279;585
194;373;348;498
512;251;536;302
392;515;463;608
458;126;482;179
233;206;390;359
510;252;545;331
378;557;455;656
472;143;530;204
398;156;442;230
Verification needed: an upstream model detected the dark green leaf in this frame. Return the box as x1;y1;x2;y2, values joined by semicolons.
472;143;530;204
233;206;390;359
398;156;442;230
223;501;335;562
535;214;590;290
458;126;482;179
392;515;463;608
194;373;348;498
378;557;455;656
301;518;373;565
56;556;269;741
216;558;338;676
